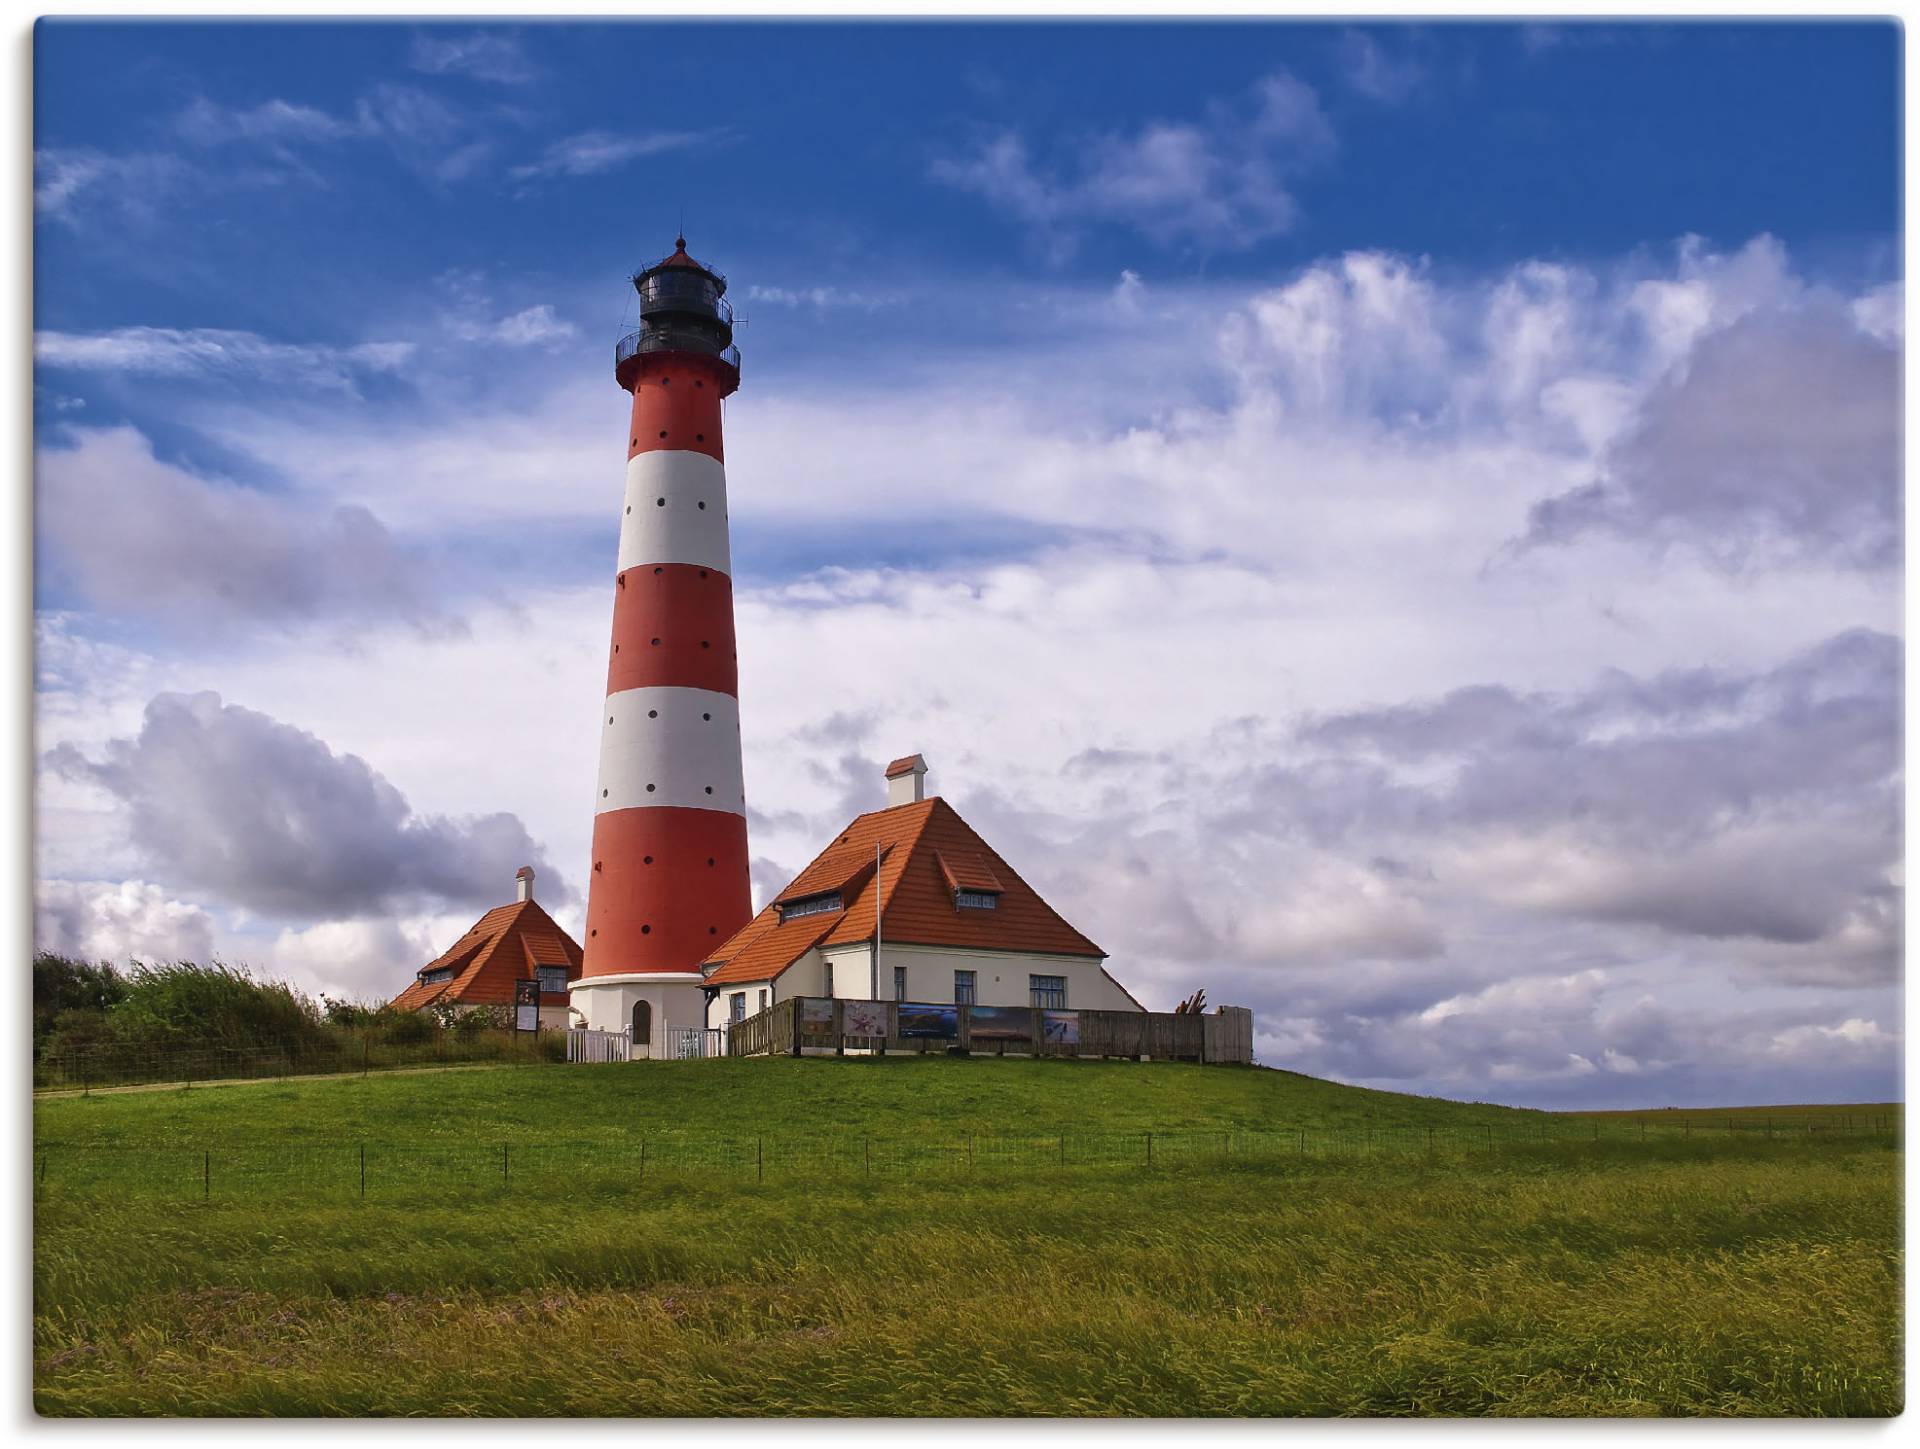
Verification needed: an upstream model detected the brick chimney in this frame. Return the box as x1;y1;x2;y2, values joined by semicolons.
884;754;927;808
515;865;535;903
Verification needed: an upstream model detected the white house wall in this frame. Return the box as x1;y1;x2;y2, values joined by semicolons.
836;943;1141;1012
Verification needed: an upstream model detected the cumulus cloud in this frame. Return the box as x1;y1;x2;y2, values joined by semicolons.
31;233;1901;1107
268;915;464;1003
1524;302;1901;569
47;691;571;920
932;68;1335;258
35;879;218;964
34;426;448;633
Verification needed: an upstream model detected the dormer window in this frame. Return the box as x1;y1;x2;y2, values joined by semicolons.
535;965;568;995
418;967;454;985
778;891;842;923
954;890;999;911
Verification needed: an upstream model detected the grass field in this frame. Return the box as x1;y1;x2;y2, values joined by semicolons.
33;1058;1903;1417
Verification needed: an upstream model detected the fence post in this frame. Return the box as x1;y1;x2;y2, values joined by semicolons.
360;1143;366;1198
1484;1125;1492;1153
363;1037;369;1077
1426;1125;1434;1154
639;1137;647;1184
1059;1134;1066;1166
1145;1131;1153;1166
864;1137;871;1178
757;1135;765;1183
203;1149;210;1200
502;1144;509;1187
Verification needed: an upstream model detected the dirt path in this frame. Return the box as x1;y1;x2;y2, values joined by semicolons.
33;1060;533;1100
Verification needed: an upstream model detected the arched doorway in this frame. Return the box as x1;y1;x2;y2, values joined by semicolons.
631;999;652;1058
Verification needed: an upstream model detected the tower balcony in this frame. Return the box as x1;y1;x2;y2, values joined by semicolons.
615;328;742;393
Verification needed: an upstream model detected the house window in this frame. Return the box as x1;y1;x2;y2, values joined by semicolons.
779;892;842;922
758;988;768;1013
729;992;746;1024
955;890;999;910
824;961;834;997
535;966;567;995
419;967;453;985
893;965;907;1000
1030;974;1067;1009
954;970;976;1005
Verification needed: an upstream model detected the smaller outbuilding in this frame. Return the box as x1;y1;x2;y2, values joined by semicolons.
389;867;583;1029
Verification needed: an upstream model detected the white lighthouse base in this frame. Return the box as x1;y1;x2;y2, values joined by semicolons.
568;973;710;1058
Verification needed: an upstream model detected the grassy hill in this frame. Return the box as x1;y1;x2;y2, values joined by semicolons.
32;1058;1902;1417
35;1054;1556;1147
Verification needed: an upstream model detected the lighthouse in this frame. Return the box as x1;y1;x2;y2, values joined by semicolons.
570;238;752;1054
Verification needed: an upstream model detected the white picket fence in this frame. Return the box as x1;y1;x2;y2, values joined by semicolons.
565;1028;631;1064
564;1026;726;1063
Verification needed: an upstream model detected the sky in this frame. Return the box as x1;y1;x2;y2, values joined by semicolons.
30;18;1903;1109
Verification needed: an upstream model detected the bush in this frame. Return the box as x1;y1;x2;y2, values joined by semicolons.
34;955;126;1047
115;961;325;1052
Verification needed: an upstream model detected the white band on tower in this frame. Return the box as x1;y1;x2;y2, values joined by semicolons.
595;686;745;816
618;450;732;575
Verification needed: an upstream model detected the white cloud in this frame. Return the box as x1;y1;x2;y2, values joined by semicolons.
408;30;538;85
35;327;413;393
509;129;725;182
36;879;218;965
933;68;1334;258
31;234;1901;1107
34;425;446;633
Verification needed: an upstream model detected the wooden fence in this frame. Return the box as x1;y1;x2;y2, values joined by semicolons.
727;998;1254;1065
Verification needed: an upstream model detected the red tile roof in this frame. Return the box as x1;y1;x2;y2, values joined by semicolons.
701;796;1103;987
388;897;584;1012
884;754;925;778
935;849;1003;895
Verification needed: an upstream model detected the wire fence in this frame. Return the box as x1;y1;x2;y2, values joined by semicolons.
32;1115;1899;1200
33;1030;565;1093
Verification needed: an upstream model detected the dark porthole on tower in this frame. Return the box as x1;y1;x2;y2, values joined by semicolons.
643;855;653;865
646;783;657;793
707;857;715;867
658;430;667;439
656;497;666;507
648;709;658;718
698;501;706;510
651;638;661;646
705;786;714;795
641;925;651;935
702;712;711;721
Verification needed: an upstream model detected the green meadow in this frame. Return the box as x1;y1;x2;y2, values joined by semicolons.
33;1058;1903;1417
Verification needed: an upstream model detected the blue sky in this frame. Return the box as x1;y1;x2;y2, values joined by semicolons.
32;20;1903;1108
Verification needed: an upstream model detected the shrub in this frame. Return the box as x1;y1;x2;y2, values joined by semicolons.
33;955;126;1046
115;961;325;1052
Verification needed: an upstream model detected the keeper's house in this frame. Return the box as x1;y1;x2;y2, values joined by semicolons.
388;867;583;1029
701;755;1143;1031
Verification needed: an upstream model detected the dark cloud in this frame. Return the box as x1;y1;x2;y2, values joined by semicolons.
49;691;569;920
1523;304;1900;569
947;628;1899;1105
35;426;454;634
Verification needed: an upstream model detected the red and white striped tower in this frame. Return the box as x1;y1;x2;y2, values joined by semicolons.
572;238;750;1047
